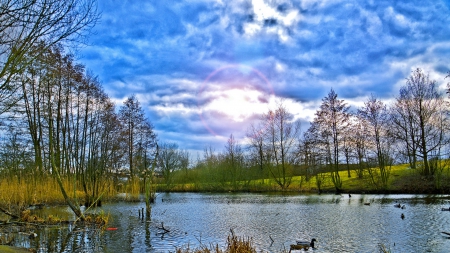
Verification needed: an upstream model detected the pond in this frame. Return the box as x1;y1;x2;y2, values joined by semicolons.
3;193;450;252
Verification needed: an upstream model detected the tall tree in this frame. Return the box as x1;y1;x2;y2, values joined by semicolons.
311;89;350;192
261;102;301;190
392;68;449;176
0;0;99;115
351;115;370;178
358;95;391;189
119;95;156;179
247;122;267;181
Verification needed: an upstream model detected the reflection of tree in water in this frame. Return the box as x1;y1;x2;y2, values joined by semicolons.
0;223;105;252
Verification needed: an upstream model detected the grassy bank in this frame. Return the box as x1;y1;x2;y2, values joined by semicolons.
161;163;450;194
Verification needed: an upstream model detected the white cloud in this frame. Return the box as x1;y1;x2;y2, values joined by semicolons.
80;0;450;154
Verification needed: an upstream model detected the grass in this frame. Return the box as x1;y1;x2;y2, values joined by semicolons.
164;163;450;194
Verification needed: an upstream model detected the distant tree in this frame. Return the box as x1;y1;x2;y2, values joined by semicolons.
311;89;350;192
119;95;148;179
391;68;449;177
390;85;420;170
261;101;301;190
298;129;320;181
358;95;391;189
247;122;268;182
341;121;354;178
0;124;32;181
178;149;190;184
351;115;370;178
224;134;244;190
158;142;183;189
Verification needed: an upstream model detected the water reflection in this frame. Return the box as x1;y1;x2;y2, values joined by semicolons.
2;193;450;252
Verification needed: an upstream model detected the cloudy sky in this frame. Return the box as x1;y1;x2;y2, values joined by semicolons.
79;0;450;156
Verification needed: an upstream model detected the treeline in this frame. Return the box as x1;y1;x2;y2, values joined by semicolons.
1;1;450;221
0;0;160;220
0;44;160;213
163;68;450;193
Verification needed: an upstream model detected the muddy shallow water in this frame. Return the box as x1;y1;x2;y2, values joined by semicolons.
3;193;450;252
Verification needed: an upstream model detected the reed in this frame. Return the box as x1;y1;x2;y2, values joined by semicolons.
0;175;121;213
176;234;256;253
378;243;391;253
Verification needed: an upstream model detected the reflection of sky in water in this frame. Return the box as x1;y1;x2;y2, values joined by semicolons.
7;193;450;252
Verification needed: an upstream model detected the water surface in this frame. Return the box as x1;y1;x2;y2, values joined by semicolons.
4;193;450;252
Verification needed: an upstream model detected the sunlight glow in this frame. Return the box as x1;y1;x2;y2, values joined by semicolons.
197;64;274;136
203;88;270;122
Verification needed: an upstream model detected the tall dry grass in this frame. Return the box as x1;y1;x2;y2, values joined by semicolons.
0;175;119;210
176;234;257;253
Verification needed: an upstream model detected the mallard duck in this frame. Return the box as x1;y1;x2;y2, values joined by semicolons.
290;238;317;252
394;203;401;208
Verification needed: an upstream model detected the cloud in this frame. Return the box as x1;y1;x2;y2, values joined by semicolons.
79;0;450;154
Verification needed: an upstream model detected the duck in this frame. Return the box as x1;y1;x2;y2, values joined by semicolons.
290;238;317;252
28;232;37;239
442;207;450;211
394;203;401;208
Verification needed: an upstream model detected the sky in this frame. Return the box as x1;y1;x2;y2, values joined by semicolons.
79;0;450;157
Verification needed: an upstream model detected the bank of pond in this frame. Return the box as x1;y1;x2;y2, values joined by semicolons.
1;193;450;252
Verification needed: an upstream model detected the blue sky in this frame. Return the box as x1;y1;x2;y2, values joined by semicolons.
79;0;450;156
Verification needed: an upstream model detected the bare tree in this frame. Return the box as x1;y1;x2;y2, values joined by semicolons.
0;0;99;114
247;122;267;182
261;101;301;190
391;68;449;176
311;89;350;192
358;95;391;189
351;115;370;178
158;142;183;189
119;95;146;179
224;134;244;190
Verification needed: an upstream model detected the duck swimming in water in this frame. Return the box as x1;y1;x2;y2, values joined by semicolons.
290;238;317;252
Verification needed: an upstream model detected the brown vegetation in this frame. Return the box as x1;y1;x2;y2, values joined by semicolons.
176;233;258;253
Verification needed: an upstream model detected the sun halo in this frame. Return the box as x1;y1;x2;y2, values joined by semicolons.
197;65;274;137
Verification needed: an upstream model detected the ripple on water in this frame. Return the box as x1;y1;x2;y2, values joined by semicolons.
7;193;450;252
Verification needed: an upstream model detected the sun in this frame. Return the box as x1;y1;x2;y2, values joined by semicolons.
204;87;268;122
197;65;274;136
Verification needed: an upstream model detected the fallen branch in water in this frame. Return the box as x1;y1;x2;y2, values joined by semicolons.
157;222;170;234
269;235;274;246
